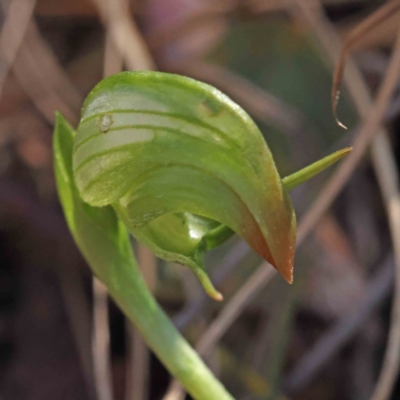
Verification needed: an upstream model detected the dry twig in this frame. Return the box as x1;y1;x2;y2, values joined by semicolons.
370;120;400;400
91;9;157;400
291;2;400;399
90;31;124;400
0;6;98;397
284;255;394;393
169;60;309;137
331;0;400;129
4;20;82;123
164;265;276;400
90;0;156;71
0;0;36;97
126;246;157;400
147;3;234;51
92;278;113;400
173;241;250;330
0;178;95;397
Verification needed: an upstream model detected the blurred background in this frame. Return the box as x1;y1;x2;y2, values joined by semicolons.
1;0;400;399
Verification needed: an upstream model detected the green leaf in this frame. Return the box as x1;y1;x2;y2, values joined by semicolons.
73;71;297;285
53;111;135;284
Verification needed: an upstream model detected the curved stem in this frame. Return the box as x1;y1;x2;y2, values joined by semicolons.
205;224;234;248
104;243;234;400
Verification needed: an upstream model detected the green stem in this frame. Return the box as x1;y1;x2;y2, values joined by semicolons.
105;240;234;400
205;224;234;249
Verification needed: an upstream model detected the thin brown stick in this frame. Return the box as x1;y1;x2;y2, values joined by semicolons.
162;381;185;400
284;255;394;393
292;2;400;399
94;9;157;399
332;0;400;128
172;241;250;331
91;31;123;400
169;60;308;137
293;2;400;250
56;244;95;399
126;246;156;400
0;11;96;391
125;324;151;400
92;278;114;400
146;3;234;51
0;178;95;397
210;2;400;351
370;132;400;400
163;265;276;399
104;32;124;77
90;0;155;71
197;266;275;358
5;21;82;123
0;0;36;97
132;329;150;400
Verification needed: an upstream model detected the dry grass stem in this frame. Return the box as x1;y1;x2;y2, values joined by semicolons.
332;0;400;128
96;14;157;400
126;246;156;400
90;31;123;400
163;265;276;399
162;380;186;400
98;24;157;400
91;0;155;71
0;179;95;397
125;324;150;400
0;0;36;97
173;241;250;331
57;247;95;399
147;4;234;51
284;255;394;393
92;278;113;400
7;21;82;123
292;0;400;248
171;60;308;136
195;266;275;358
292;2;400;399
0;13;95;386
104;32;124;77
370;133;400;400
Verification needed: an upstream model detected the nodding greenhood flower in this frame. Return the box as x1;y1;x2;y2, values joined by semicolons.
60;71;349;300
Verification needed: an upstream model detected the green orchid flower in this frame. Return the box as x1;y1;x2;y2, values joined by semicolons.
54;71;349;400
67;71;349;300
